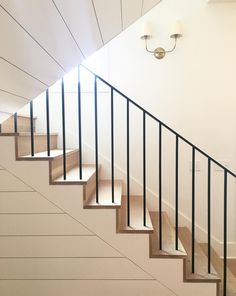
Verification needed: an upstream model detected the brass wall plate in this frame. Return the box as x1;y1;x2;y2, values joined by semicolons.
154;47;166;59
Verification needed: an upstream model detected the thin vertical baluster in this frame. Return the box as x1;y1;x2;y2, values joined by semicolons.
127;100;130;226
111;88;115;203
159;123;162;250
46;89;50;157
143;111;146;227
61;78;66;180
0;123;2;133
14;113;17;133
175;135;179;250
30;101;34;156
94;77;99;203
207;158;211;273
192;147;195;273
78;66;82;180
223;170;227;296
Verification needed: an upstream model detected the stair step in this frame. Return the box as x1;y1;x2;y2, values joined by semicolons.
1;114;36;133
117;196;153;233
84;180;122;209
200;244;236;296
16;134;58;157
52;164;97;185
228;259;236;278
179;227;221;283
19;149;76;160
149;212;187;258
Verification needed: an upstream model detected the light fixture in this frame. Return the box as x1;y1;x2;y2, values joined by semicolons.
140;20;183;60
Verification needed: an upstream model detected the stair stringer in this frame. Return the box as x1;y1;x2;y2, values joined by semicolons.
0;135;217;296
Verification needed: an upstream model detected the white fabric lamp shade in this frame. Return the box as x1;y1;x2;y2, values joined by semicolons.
140;22;152;39
170;20;183;38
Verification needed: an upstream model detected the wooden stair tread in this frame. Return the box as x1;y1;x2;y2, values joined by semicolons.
52;164;97;185
200;244;236;296
20;149;78;160
179;227;221;283
149;212;187;258
18;133;58;136
84;180;122;209
117;195;153;233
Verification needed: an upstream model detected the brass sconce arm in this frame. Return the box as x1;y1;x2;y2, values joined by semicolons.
144;36;178;59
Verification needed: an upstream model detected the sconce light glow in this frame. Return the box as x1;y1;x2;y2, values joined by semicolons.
140;22;152;39
170;20;183;39
141;20;183;60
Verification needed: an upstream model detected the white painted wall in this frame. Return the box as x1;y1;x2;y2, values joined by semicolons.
17;0;236;256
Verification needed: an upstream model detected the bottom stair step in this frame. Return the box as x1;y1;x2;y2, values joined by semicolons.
179;227;221;283
200;244;236;296
84;180;122;209
117;196;153;233
149;212;187;258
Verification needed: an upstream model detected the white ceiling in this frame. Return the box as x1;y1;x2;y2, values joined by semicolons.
0;0;161;122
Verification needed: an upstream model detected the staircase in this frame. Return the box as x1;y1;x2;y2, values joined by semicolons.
0;67;235;296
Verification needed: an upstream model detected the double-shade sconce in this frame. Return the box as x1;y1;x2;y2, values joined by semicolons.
140;21;183;59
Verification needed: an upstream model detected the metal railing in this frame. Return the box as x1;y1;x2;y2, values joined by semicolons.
1;64;233;295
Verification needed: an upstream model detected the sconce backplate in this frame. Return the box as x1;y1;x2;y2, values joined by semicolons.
154;47;166;59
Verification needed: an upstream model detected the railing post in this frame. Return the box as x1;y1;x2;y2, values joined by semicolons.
175;135;179;250
143;111;146;227
94;76;99;203
46;89;50;157
159;123;162;250
127;100;130;226
223;170;228;296
207;158;211;273
111;88;115;203
14;113;17;133
0;123;2;133
30;101;34;156
192;147;195;273
78;65;83;180
61;77;67;180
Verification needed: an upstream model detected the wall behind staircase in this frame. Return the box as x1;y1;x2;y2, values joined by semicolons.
16;0;236;256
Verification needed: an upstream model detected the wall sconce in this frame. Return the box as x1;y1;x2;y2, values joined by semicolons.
140;21;183;59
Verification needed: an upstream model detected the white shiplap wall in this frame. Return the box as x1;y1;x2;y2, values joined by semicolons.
0;0;161;123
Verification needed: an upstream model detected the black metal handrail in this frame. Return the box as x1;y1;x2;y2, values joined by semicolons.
0;63;232;296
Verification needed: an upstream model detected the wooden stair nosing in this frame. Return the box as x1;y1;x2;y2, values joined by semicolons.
117;195;154;234
84;179;123;209
16;149;79;161
179;227;221;283
51;164;99;186
149;212;187;259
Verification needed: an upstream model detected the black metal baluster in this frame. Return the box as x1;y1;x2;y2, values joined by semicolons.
159;123;162;250
208;158;211;273
46;89;50;157
14;113;17;133
143;111;146;227
127;100;130;226
78;66;82;180
61;78;66;180
175;135;179;250
223;170;228;296
192;147;195;273
94;76;99;203
30;101;34;156
111;88;115;203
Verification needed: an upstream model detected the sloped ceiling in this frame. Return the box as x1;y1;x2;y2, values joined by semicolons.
0;0;161;122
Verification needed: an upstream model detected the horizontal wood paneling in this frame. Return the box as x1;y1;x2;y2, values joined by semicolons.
0;236;122;258
0;214;93;236
0;258;151;279
0;192;62;214
0;171;32;192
